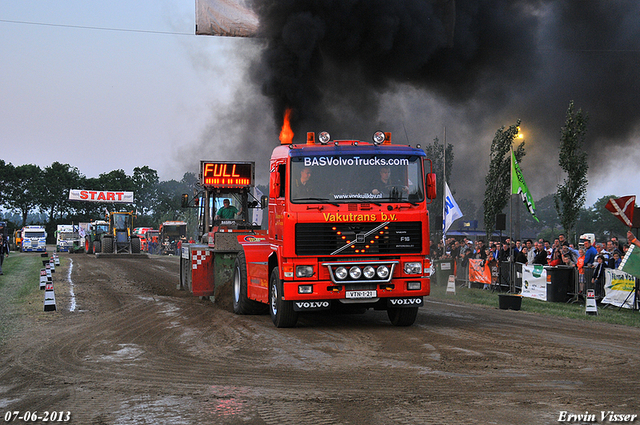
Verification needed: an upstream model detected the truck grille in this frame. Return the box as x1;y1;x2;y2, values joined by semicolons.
295;222;422;256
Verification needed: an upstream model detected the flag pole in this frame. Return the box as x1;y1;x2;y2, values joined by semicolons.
442;127;447;246
509;145;514;292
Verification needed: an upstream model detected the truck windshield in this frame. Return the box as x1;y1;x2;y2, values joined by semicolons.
25;232;45;238
96;225;109;233
291;154;424;203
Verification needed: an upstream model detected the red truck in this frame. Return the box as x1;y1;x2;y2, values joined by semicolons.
179;130;436;327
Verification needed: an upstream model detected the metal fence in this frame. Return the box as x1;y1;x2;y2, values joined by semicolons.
433;259;607;302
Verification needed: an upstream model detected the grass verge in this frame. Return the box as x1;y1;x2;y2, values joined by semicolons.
429;279;640;328
0;252;54;345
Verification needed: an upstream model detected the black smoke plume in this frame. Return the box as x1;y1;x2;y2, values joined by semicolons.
246;0;640;202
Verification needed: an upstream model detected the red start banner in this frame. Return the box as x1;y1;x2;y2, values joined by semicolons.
68;189;134;203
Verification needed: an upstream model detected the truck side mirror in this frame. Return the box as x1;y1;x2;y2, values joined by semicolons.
426;173;437;200
181;194;189;208
261;195;268;209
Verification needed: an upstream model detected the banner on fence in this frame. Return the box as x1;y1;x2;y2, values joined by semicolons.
521;264;547;301
601;268;637;309
468;259;491;284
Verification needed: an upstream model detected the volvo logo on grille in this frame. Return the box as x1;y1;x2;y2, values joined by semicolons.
356;233;365;243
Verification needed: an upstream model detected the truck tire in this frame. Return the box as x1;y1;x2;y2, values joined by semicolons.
387;306;419;327
102;237;113;254
93;241;101;254
269;267;298;328
131;237;141;254
233;252;267;315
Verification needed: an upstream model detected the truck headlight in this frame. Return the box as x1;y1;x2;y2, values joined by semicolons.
349;266;362;279
407;281;421;290
296;265;314;278
363;266;376;279
404;262;422;275
376;265;390;279
298;285;313;294
335;267;348;280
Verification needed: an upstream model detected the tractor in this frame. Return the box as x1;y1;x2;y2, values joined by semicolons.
100;211;141;254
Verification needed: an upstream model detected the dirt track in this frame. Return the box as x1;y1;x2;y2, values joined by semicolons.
1;253;640;424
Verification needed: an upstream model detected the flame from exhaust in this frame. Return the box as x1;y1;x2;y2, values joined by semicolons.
279;108;294;144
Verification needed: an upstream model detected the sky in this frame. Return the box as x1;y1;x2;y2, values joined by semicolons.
2;0;640;212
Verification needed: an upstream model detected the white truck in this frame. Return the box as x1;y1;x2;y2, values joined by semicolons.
56;224;81;252
579;233;596;248
21;225;47;252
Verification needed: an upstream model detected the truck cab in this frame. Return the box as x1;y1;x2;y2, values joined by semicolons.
56;224;80;252
180;131;436;328
21;225;47;252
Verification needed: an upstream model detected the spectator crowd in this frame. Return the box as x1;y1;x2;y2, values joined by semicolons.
432;233;631;295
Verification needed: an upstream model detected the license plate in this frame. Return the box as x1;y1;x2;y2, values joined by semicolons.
346;290;377;299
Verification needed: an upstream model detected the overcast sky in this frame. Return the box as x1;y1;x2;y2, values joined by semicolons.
2;1;640;210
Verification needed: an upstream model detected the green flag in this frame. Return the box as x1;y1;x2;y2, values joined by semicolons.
511;150;539;222
619;243;640;279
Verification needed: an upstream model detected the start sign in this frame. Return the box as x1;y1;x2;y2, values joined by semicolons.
200;161;254;188
68;189;134;203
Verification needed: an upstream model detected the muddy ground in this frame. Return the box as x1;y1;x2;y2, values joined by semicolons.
1;252;639;424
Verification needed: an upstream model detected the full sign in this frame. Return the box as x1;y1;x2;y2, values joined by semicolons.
200;161;254;188
68;189;134;203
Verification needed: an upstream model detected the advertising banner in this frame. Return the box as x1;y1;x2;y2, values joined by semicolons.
602;268;637;309
521;264;547;301
68;189;134;204
468;259;491;284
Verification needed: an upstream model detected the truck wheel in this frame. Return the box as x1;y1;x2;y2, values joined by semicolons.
93;241;101;254
387;307;419;327
102;237;113;254
131;237;141;254
233;252;267;315
269;267;298;328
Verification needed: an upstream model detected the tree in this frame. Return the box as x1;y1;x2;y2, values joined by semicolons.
40;162;84;221
554;101;589;241
0;160;14;208
4;164;44;226
575;195;628;242
424;137;454;240
483;120;525;240
132;166;159;216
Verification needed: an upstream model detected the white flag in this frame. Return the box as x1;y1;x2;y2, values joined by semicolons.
443;183;463;233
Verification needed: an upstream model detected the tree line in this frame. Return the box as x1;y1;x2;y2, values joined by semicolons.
428;100;630;245
0;161;199;242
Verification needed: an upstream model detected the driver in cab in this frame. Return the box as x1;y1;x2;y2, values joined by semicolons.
215;199;241;220
371;166;408;196
292;166;313;198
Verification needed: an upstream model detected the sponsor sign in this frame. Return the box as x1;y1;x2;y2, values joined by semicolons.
521;264;547;301
322;212;397;222
303;156;409;167
602;268;637;309
69;189;134;203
